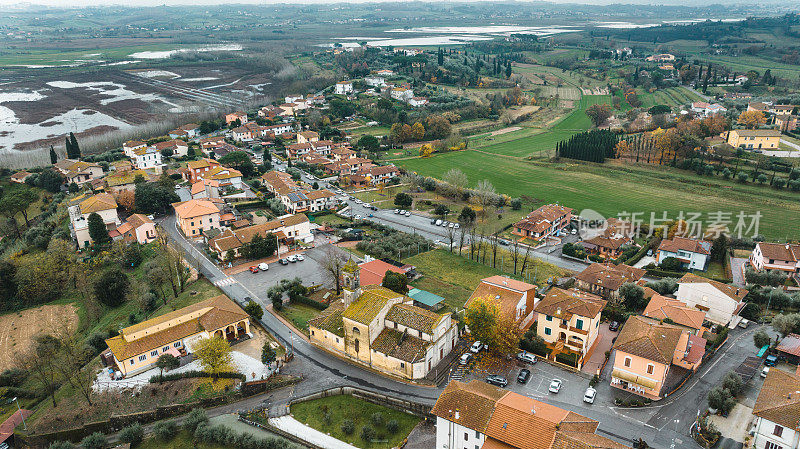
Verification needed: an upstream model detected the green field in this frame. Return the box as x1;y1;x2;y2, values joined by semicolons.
397;152;800;240
638;87;705;109
291;395;420;449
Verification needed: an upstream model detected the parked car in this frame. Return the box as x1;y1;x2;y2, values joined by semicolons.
761;366;770;378
279;258;290;265
258;262;269;271
765;355;778;366
368;213;373;217
435;219;443;226
394;209;400;214
431;219;437;225
516;351;537;364
404;211;411;217
571;228;577;235
498;239;509;246
355;199;363;204
440;221;448;227
288;255;297;263
609;321;620;331
363;203;371;208
354;214;362;220
454;223;460;229
296;254;305;261
249;266;259;273
370;205;378;211
470;341;486;353
583;387;596;404
485;375;508;387
738;318;750;329
517;369;531;384
459;353;473;365
548;379;562;393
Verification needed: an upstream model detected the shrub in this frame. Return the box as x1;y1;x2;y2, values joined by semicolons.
722;372;744;397
341;419;355;435
737;172;748;183
370;412;384;427
80;432;106;449
323;411;332;425
153;421;178;440
590;374;600;387
386;419;400;434
49;442;74;449
0;368;28;387
184;408;209;432
244;301;264;319
707;386;730;412
119;423;144;445
360;425;376;442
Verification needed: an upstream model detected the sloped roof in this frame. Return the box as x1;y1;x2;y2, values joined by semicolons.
758;242;800;263
732;129;782;137
358;259;405;286
431;380;507;433
678;273;748;302
575;263;645;292
342;285;402;325
753;368;800;429
642;294;705;331
80;193;117;214
613;316;683;364
777;334;800;358
384;303;445;333
657;237;710;255
308;302;345;337
173;199;219;219
534;287;606;321
370;328;430;362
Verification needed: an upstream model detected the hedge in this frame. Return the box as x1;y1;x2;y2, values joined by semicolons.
150;370;246;384
555;352;578;368
292;295;328;311
622;244;649;266
645;268;687;278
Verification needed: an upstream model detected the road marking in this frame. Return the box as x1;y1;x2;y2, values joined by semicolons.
214;277;236;287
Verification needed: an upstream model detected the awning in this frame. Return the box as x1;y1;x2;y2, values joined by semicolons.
612;368;658;390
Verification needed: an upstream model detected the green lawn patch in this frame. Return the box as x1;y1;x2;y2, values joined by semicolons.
136;429;227;449
278;302;322;333
290;395;420;449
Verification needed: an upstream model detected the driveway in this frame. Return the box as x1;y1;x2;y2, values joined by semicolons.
582;323;616;376
730;257;747;287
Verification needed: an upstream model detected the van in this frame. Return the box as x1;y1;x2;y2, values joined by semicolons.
738;318;750;329
761;367;770;378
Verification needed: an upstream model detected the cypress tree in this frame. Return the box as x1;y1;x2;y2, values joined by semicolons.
65;136;73;159
50;145;58;164
69;132;81;159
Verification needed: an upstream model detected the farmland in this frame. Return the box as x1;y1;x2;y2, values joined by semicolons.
396;150;800;240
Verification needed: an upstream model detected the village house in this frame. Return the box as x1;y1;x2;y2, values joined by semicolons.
68;193;121;249
122;140;147;157
751;367;800;449
375;69;394;76
750;242;800;275
104;295;250;377
611;316;705;399
580;218;635;259
297;131;320;144
186;158;221;183
656;236;711;271
511;204;573;241
231;126;254;142
534;287;607;370
776;114;798;132
208;213;312;259
258;105;283;118
308;262;458;380
675;273;748;326
691;101;727;117
726;129;782;150
262;123;294;137
154;139;189;158
54;159;104;186
261;170;337;214
225;111;248;125
131;146;164;171
466;276;538;330
748;102;797;116
173;199;221;241
112;213;157;245
357;258;409;286
191;178;220;200
408;97;429;107
104;169;150;193
646;53;675;62
10;171;32;184
364;75;385;87
642;294;706;335
390;87;413;102
574;263;646;302
334;81;353;95
432;380;629;449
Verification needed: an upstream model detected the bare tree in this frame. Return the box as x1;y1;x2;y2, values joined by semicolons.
16;336;62;407
490;235;499;268
445;225;457;252
473;180;497;218
443;169;469;198
457;226;467;257
322;245;347;294
511;238;521;274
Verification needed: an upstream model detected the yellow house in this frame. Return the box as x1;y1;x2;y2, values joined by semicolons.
68;193;121;249
309;261;458;380
105;295;250;377
173;199;221;240
726;129;782;150
534;287;606;369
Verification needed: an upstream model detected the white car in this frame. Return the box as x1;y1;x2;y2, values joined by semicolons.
549;379;562;394
363;203;372;208
448;222;455;228
258;262;269;271
454;223;460;229
394;209;400;214
583;387;596;404
287;255;297;263
296;254;305;261
404;211;411;217
470;341;485;353
354;214;362;220
459;353;473;365
355;199;363;204
435;219;443;226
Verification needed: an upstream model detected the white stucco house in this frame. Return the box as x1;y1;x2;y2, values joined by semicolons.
335;81;353;95
675;273;748;326
656;236;711;271
753;368;800;449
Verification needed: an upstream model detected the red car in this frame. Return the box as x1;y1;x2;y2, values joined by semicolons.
249;266;259;273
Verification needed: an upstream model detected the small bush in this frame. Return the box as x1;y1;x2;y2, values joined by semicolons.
341;419;355;435
386;419;399;434
80;432;106;449
184;408;209;433
370;412;384;427
153;421;178;440
118;423;144;445
360;425;376;442
323;411;332;425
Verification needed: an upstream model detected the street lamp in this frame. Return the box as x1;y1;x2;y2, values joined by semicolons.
12;397;27;430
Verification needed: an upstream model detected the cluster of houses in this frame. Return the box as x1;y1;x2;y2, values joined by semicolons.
334;68;429;107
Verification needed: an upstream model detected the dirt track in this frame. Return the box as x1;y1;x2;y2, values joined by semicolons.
0;304;79;371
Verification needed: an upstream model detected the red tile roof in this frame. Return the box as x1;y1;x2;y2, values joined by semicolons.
358;259;405;286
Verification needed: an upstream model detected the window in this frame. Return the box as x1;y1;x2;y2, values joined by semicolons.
766;442;783;449
774;425;784;437
130;360;134;365
464;433;468;441
624;357;631;367
139;355;146;362
647;364;654;375
475;431;480;438
400;362;405;369
151;350;158;357
162;346;169;352
576;319;584;330
191;221;194;226
546;315;553;322
174;342;181;348
544;328;551;335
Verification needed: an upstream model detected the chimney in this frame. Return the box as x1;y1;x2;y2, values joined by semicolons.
454;409;460;420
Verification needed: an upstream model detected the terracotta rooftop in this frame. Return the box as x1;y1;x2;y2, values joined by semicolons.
758;242;800;263
575;263;645;292
613;316;684;364
173;199;219;219
534;288;606;320
657;236;710;255
753;368;800;429
777;334;800;358
642;294;705;331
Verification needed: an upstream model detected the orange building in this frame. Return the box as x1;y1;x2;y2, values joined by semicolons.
173;199;221;240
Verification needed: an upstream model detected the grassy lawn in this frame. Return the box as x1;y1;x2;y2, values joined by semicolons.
352;185;405;207
409;275;474;311
290;395;420;449
703;261;730;280
136;430;227;449
396;151;800;240
278;303;322;333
